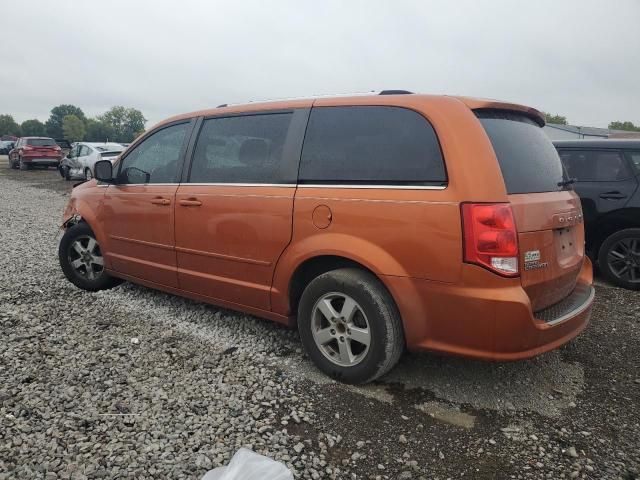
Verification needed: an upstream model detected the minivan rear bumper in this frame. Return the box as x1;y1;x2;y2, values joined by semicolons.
383;257;594;361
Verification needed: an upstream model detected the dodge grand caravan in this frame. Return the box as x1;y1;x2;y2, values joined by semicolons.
58;92;594;384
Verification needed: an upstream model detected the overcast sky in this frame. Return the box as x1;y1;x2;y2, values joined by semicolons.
2;0;639;129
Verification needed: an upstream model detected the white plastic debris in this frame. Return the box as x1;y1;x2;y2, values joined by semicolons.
130;337;140;345
201;448;293;480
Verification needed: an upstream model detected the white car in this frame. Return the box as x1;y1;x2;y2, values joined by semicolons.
59;142;125;180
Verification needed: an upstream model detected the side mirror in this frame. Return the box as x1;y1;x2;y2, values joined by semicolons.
94;160;114;183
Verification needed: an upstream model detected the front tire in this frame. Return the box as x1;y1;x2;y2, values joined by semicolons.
59;223;123;291
598;228;640;290
298;268;404;384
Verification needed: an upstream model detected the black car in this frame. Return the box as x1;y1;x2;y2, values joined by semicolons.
54;138;72;157
555;139;640;289
0;140;15;155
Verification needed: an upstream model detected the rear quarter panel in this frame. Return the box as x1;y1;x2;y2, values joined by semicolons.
271;96;510;316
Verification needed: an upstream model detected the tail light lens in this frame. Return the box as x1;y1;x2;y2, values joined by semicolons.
462;203;519;276
23;146;34;151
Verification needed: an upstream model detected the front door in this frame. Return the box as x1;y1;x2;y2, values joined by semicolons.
102;121;193;287
174;109;307;310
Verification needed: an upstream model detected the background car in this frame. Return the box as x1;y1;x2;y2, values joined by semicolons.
54;139;73;157
8;137;63;170
58;142;125;180
555;139;640;289
0;140;15;154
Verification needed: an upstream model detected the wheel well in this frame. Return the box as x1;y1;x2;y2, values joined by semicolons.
591;209;640;258
288;255;377;316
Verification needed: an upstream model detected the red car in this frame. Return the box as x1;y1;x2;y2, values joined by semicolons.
9;137;63;170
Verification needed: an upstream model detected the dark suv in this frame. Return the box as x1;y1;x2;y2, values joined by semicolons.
555;140;640;289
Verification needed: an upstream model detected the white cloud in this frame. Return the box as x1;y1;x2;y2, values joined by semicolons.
1;0;638;128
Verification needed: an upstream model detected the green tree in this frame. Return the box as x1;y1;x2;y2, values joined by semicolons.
46;105;86;139
85;118;115;142
608;121;640;132
99;106;147;142
0;114;21;137
544;112;568;125
20;119;46;137
62;115;86;142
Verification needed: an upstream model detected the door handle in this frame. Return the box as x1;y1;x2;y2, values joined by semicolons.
599;191;627;200
150;197;171;205
179;198;202;207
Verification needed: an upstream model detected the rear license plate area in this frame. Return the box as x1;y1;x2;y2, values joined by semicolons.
555;227;577;262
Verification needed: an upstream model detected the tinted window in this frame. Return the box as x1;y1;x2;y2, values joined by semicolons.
118;122;189;184
299;106;446;185
560;150;632;182
79;145;92;156
626;151;640;173
27;138;56;147
189;113;293;183
476;110;564;194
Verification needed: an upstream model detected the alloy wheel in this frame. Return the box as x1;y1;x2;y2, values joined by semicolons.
68;235;104;281
311;292;371;367
607;237;640;284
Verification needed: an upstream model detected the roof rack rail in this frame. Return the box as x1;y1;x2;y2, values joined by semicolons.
379;90;413;95
217;103;228;108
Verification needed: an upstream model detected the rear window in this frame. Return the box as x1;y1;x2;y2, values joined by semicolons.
299;106;446;186
476;110;564;194
27;138;57;147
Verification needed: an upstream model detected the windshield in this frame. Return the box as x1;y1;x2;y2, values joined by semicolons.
476;110;565;194
27;138;57;147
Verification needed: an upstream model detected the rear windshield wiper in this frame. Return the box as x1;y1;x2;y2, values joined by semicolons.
558;178;577;189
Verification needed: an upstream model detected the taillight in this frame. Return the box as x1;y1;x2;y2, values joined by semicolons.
462;203;519;276
23;146;34;151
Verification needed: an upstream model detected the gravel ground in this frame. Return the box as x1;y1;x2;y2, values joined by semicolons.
1;159;639;480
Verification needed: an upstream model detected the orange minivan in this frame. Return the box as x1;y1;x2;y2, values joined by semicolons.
58;91;594;384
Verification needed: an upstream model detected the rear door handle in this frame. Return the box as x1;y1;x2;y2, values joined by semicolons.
179;198;202;207
150;197;171;205
599;191;627;200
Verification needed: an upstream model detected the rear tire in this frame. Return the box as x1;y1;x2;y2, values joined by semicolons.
298;268;404;384
59;223;123;291
19;157;29;171
598;228;640;290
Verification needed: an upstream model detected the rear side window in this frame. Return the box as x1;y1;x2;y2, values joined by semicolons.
27;138;56;147
476;110;564;194
560;150;632;181
626;151;640;173
299;106;446;186
189;113;293;184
